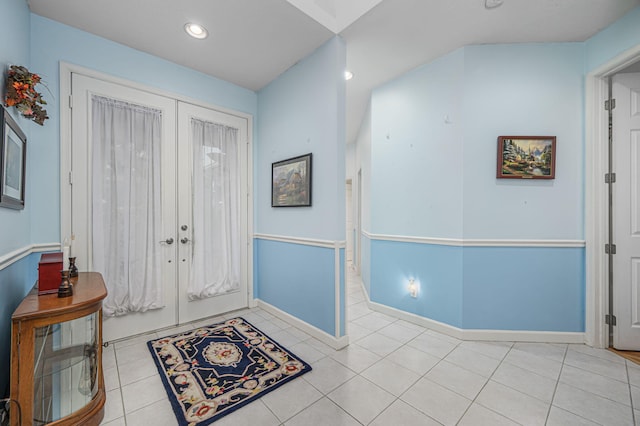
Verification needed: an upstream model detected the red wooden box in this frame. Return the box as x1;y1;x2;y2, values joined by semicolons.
38;252;63;295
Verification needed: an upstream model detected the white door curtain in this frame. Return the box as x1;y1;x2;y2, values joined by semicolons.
91;95;164;316
189;118;240;300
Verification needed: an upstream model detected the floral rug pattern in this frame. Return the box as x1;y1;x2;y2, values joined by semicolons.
147;317;312;425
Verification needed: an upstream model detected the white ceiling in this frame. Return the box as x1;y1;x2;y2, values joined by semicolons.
27;0;640;143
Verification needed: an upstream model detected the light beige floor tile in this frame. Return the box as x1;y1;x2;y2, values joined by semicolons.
377;321;423;344
361;358;420;396
402;377;471;425
546;406;600;426
261;376;323;421
284;397;360;426
329;342;381;373
303;357;356;394
492;361;557;403
345;322;374;342
512;342;567;363
444;345;501;377
102;389;124;424
121;373;168;414
355;332;404;357
568;344;626;364
503;347;563;380
214;400;281;426
563;350;628;382
476;380;549;426
125;399;178;426
103;366;120;392
117;354;159;387
386;345;441;375
425;360;488;400
407;332;458;359
352;312;394;331
370;400;442;426
289;340;327;364
459;340;512;360
553;382;634;426
457;403;520;426
560;364;632;405
328;376;395;425
100;416;126;426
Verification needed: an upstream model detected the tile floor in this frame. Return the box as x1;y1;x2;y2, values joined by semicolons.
101;269;640;425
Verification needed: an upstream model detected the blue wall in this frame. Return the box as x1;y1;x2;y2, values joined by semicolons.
371;49;464;238
256;37;346;336
370;240;463;327
585;6;640;72
462;43;584;240
0;0;33;398
462;247;585;331
256;239;336;335
257;37;346;241
363;41;588;332
1;0;32;254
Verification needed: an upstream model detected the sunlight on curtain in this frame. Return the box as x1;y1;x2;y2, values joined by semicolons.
189;118;240;300
91;95;164;316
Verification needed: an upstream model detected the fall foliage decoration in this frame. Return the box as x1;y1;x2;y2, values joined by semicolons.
4;65;49;125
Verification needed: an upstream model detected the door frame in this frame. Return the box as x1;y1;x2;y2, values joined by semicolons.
59;62;255;310
585;44;640;348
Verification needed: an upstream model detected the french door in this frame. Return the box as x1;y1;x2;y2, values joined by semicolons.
69;74;249;342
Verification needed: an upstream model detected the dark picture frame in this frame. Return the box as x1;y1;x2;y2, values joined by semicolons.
272;153;312;207
0;106;27;209
497;136;556;179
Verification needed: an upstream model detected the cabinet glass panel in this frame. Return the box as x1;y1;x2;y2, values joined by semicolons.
33;312;99;425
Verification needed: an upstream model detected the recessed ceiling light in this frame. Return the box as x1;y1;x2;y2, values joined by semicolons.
344;70;354;81
184;23;208;39
485;0;504;9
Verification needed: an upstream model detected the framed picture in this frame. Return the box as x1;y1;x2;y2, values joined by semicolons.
1;107;27;209
272;153;312;207
497;136;556;179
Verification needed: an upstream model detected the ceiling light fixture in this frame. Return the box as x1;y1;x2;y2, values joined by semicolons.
184;23;208;39
485;0;504;9
344;70;354;81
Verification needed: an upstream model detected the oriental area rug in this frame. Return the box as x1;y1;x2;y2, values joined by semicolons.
147;317;312;425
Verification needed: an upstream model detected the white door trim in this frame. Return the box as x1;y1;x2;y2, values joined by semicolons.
59;62;255;305
585;44;640;348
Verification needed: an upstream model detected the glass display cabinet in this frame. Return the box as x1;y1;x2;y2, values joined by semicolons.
10;272;107;426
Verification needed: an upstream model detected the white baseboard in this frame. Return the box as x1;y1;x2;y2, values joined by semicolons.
359;280;585;344
256;299;349;350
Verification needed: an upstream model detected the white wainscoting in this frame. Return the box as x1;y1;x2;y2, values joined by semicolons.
0;243;61;271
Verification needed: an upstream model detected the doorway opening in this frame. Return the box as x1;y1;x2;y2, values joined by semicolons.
586;46;640;350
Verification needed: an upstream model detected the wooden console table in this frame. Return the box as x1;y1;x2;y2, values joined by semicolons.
10;272;107;425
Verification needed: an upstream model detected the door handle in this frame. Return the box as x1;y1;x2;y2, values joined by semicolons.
180;237;190;244
160;238;174;245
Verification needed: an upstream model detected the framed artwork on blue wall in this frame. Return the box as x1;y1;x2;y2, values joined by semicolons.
0;106;27;209
272;153;312;207
497;136;556;179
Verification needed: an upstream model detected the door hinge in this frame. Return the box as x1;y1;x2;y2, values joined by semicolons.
605;243;617;254
605;173;616;184
605;314;617;326
69;95;73;109
68;171;73;185
605;99;616;111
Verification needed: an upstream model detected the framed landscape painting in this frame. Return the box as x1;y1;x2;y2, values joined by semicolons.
272;153;312;207
0;107;26;209
497;136;556;179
